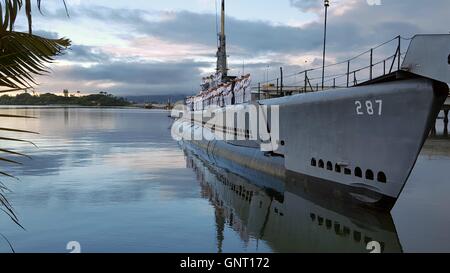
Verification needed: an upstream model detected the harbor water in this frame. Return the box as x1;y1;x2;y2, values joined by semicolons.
0;107;449;253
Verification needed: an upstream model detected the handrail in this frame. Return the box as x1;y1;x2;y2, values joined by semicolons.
252;35;411;95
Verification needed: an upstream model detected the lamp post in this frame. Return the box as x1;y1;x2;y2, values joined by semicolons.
321;0;330;90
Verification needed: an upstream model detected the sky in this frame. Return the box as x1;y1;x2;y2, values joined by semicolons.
14;0;450;96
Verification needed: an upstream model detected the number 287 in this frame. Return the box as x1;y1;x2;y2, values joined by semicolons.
355;100;383;116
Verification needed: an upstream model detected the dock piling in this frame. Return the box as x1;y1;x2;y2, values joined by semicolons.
445;109;449;136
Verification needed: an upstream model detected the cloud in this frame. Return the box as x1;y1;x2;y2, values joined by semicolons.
289;0;323;12
65;45;111;63
28;0;450;96
33;30;60;39
37;60;208;95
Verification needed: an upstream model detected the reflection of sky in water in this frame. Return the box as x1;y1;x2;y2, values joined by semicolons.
0;107;449;252
0;108;269;253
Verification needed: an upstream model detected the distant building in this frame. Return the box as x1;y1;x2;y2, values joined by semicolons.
63;89;69;98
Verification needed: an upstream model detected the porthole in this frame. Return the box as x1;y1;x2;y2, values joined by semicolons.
378;172;387;183
318;217;324;225
335;164;341;173
311;158;317;167
344;168;351;175
326;161;333;171
366;170;374;180
318;160;324;168
343;227;350;235
334;223;341;234
355;167;362;178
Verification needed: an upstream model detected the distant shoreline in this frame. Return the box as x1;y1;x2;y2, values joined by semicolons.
0;93;133;108
0;105;165;110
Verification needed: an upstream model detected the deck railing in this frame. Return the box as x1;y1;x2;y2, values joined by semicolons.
252;36;413;98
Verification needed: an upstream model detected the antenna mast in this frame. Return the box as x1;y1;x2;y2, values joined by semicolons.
216;0;228;79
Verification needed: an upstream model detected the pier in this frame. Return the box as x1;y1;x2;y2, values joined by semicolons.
443;96;450;135
431;96;450;136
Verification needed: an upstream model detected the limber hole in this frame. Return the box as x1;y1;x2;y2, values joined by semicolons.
366;169;374;180
327;161;333;171
378;172;387;183
344;168;351;175
318;160;324;168
335;164;341;173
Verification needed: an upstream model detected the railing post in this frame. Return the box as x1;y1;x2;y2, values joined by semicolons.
346;61;350;88
258;83;261;100
370;48;373;80
333;78;336;89
397;35;401;71
276;78;279;95
280;67;284;96
316;83;319;91
353;71;357;86
304;71;308;93
383;60;386;75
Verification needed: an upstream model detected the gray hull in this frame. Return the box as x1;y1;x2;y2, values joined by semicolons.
183;145;403;252
175;75;448;210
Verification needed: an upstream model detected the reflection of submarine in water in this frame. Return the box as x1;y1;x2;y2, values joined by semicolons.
183;144;403;253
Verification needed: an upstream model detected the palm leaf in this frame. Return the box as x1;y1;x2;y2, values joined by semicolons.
0;171;18;180
0;113;35;118
0;31;71;89
1;1;69;34
0;148;32;159
0;0;70;239
0;233;15;253
0;126;38;134
0;136;37;147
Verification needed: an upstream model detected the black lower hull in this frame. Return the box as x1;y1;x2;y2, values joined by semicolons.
182;140;397;211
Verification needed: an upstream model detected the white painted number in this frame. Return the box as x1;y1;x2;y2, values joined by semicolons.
355;101;363;115
355;100;383;116
366;101;374;115
376;100;383;115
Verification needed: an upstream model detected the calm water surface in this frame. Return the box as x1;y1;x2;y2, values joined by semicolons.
0;107;449;253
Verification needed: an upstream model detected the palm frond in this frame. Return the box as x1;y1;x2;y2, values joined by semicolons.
0;136;37;147
0;31;71;89
0;148;32;159
0;116;34;231
0;233;15;253
0;171;18;180
0;0;70;241
0;127;38;134
0;113;35;118
1;0;69;34
0;157;22;165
